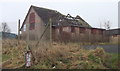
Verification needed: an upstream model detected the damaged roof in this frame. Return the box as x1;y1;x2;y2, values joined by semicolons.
21;5;92;30
32;5;64;24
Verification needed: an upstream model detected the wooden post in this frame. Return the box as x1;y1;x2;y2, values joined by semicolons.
18;19;20;44
49;18;52;47
35;22;50;47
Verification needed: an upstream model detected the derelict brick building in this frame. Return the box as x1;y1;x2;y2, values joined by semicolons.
20;5;107;43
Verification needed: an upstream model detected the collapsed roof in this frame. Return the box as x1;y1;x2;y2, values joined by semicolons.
21;5;92;30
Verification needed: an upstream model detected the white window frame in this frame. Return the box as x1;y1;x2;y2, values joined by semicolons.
23;24;26;31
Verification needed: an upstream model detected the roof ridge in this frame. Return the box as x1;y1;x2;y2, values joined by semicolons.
31;5;57;12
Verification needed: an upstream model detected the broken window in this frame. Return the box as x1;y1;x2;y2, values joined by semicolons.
29;12;35;30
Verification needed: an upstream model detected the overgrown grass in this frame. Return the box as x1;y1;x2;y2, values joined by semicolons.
2;54;10;61
106;53;120;69
2;39;120;69
2;39;26;68
31;42;119;69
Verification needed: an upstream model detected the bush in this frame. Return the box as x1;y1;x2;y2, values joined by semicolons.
88;53;101;64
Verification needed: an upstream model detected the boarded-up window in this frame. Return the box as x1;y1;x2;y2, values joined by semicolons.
71;27;75;33
91;29;96;34
29;12;35;30
79;28;86;33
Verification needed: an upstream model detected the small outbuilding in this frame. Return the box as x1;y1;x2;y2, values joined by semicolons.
105;28;120;44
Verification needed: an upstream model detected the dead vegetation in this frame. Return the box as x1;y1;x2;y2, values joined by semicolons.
30;42;120;69
2;39;26;68
2;39;120;69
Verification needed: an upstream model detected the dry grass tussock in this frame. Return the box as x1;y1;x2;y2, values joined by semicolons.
2;39;26;68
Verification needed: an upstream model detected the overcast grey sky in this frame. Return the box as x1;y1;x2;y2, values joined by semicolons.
0;0;119;34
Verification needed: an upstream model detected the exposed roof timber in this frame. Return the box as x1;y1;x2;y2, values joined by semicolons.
20;5;92;30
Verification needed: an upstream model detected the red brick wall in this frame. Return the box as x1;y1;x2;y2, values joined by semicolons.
52;26;106;43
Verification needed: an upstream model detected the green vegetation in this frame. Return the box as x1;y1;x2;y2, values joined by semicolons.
2;54;10;61
2;39;25;68
106;54;120;69
31;43;120;69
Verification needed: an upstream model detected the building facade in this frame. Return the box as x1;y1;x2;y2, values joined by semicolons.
105;29;120;44
20;5;107;43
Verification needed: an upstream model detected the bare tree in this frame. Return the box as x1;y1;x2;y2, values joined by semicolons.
2;22;11;33
104;21;110;30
